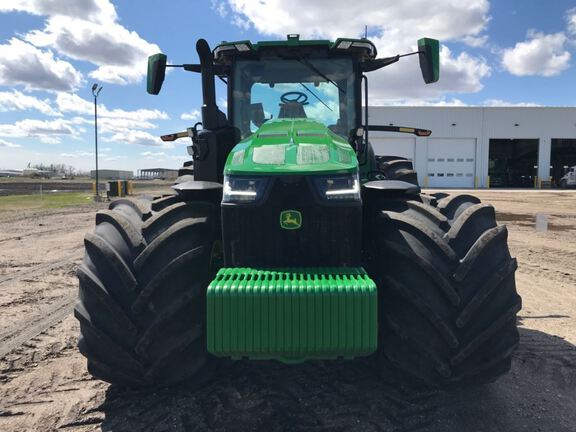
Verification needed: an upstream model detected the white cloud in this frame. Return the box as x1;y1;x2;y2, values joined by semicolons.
218;97;228;110
2;0;160;86
0;138;21;148
72;116;157;134
231;14;251;31
141;151;166;158
104;156;128;162
102;107;168;122
99;118;157;134
24;14;160;85
386;98;468;107
53;93;168;139
502;31;571;77
61;150;126;162
110;130;173;149
367;45;491;104
104;155;127;162
61;151;94;158
222;0;491;102
0;118;77;139
168;155;189;162
567;8;576;35
55;93;168;121
483;99;540;107
304;100;339;124
0;90;60;116
211;0;228;18
0;145;178;172
181;109;201;121
39;136;62;144
0;38;82;91
461;35;489;48
54;93;93;114
226;0;489;43
0;0;116;23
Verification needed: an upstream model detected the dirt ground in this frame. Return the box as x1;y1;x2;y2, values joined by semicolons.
0;190;575;432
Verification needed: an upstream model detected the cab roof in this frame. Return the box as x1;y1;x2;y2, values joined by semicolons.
213;34;377;64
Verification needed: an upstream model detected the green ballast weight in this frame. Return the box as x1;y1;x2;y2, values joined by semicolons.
207;267;378;361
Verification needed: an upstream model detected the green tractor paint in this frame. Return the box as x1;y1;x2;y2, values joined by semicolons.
225;119;358;176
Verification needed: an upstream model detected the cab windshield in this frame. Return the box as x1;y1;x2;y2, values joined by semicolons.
232;57;356;138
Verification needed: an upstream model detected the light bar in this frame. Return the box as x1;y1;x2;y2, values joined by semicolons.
334;39;376;57
325;178;360;197
235;43;251;52
313;174;361;201
222;175;269;203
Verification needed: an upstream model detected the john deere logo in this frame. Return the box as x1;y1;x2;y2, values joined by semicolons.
280;210;302;230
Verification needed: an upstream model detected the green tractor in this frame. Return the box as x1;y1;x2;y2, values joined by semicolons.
75;35;521;387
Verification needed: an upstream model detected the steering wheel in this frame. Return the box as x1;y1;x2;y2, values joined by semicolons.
280;91;309;105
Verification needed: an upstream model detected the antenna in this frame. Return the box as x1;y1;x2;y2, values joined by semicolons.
364;25;368;39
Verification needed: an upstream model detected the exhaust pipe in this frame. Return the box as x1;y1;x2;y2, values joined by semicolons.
196;39;225;130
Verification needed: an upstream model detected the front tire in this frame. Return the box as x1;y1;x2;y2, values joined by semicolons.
366;193;521;386
76;195;218;387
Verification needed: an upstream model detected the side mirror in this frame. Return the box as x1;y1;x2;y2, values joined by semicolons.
147;53;167;95
418;38;439;84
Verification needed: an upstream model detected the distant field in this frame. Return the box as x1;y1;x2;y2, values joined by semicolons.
0;192;93;212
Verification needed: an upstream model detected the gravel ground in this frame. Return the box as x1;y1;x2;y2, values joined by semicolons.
0;190;575;432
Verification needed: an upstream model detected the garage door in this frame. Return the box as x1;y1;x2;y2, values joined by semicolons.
427;138;476;188
370;137;415;160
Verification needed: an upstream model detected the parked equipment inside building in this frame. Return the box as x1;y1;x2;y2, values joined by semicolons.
560;166;576;188
75;35;521;388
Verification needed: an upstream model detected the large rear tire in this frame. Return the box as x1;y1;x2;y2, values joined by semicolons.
75;195;218;387
375;156;419;186
366;193;521;386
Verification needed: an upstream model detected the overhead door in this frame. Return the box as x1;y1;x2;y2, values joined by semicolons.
370;137;415;161
427;138;476;188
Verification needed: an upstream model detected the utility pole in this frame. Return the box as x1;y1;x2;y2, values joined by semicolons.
92;83;103;201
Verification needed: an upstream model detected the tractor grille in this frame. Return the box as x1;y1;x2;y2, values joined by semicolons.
222;176;361;267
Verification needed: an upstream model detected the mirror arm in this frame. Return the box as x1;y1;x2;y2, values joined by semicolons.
169;64;229;76
364;125;432;137
361;50;424;72
398;51;422;58
362;55;399;72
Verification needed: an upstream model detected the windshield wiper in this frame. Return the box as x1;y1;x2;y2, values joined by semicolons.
298;57;346;94
299;83;333;112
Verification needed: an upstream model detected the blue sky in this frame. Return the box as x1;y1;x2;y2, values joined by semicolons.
0;0;575;172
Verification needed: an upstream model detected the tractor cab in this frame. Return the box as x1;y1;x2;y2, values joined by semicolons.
214;35;368;139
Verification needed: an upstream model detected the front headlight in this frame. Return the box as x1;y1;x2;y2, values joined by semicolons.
313;174;361;201
223;175;269;203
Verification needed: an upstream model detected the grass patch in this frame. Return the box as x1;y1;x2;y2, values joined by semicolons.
0;192;93;212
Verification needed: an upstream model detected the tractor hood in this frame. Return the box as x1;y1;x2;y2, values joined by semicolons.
224;119;358;176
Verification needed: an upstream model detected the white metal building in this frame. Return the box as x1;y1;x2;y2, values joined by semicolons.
368;106;576;188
